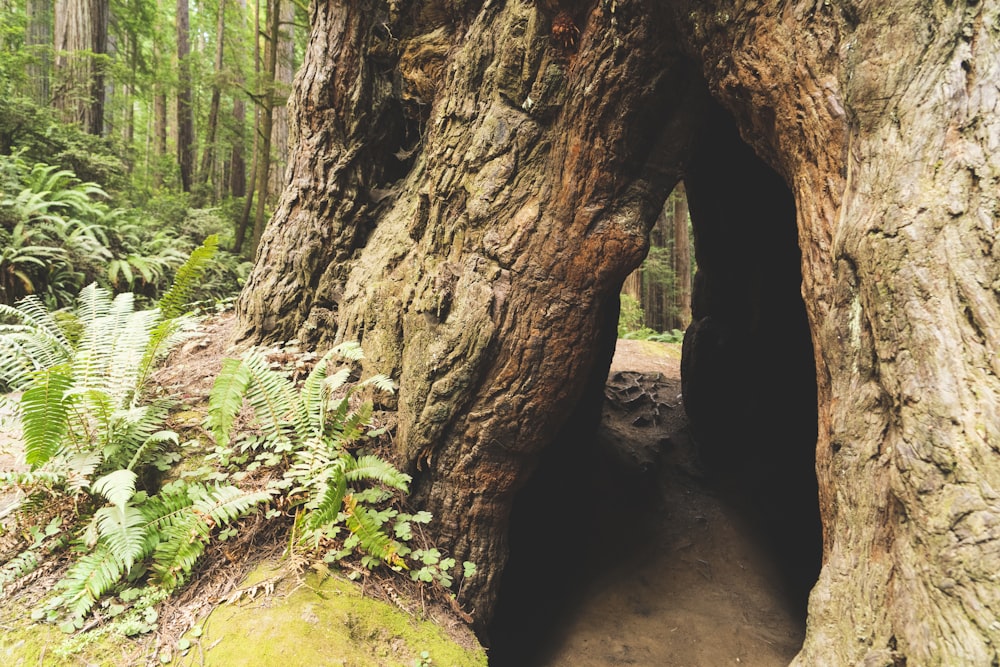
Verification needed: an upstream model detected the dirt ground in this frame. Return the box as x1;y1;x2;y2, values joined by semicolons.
520;339;806;666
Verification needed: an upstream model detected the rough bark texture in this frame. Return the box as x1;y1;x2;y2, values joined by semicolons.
237;0;1000;662
53;0;108;134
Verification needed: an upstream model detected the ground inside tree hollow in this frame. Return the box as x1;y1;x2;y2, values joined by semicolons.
489;339;807;666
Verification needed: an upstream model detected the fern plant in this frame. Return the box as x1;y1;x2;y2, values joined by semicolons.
0;236;271;629
208;343;473;588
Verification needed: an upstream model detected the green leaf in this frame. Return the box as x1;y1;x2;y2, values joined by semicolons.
207;358;252;448
92;469;138;509
20;365;73;466
158;235;219;319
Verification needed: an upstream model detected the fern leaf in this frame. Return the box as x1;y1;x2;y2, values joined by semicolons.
294;355;332;442
329;341;364;362
363;373;396;394
58;541;125;619
194;484;273;526
303;465;347;533
94;503;149;572
125;429;179;472
20;364;73;467
240;351;296;442
346;454;411;493
333;402;373;446
92;469;137;508
149;515;207;592
158;235;219;320
207;358;252;447
343;495;395;563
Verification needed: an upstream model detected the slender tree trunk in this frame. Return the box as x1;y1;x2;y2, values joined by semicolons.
269;0;295;195
672;182;691;329
236;1;1000;663
249;0;282;252
233;0;261;253
175;0;195;192
229;0;249;200
198;0;227;201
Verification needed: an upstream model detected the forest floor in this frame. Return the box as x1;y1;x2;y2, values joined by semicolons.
0;316;806;666
509;339;807;666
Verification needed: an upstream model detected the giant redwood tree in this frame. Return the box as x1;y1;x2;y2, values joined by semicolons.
236;1;1000;663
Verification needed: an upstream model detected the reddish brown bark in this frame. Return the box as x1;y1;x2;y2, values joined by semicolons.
237;1;1000;661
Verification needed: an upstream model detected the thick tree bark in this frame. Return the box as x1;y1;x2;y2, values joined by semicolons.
237;0;1000;661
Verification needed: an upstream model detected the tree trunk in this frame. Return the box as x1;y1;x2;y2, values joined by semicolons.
269;0;296;196
197;0;227;201
175;0;195;192
672;182;691;329
229;0;249;200
249;0;282;252
25;0;52;105
53;0;108;134
236;0;1000;662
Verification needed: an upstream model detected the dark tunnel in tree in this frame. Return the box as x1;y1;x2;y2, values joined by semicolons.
487;95;822;665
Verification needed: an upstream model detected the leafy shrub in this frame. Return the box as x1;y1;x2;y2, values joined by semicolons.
618;293;646;337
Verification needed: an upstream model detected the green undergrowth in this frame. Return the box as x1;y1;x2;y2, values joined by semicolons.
0;596;147;666
0;238;480;664
171;561;487;667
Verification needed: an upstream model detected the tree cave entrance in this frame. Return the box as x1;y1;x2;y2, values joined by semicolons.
488;98;822;666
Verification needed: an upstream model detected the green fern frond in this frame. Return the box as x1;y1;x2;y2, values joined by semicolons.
149;515;207;591
332;402;373;446
0;469;67;489
207;358;253;448
363;374;396;394
193;484;273;526
100;403;170;472
92;469;137;509
343;495;396;564
20;364;73;467
58;541;125;619
94;503;149;572
239;352;296;443
125;430;178;472
346;454;411;493
294;355;334;441
138;486;196;530
134;315;197;396
0;550;39;593
157;235;219;320
74;283;113;334
0;297;73;391
329;341;364;362
303;465;347;534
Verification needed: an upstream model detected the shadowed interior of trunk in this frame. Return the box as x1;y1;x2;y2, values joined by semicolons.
486;97;822;666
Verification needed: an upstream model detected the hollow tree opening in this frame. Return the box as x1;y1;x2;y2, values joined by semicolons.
681;99;822;609
487;95;821;664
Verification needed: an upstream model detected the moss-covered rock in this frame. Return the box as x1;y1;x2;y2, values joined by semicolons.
172;563;487;667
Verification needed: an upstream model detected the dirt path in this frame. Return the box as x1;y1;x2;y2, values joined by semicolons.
491;340;805;666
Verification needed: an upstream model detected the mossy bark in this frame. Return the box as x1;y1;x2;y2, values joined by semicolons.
237;0;1000;661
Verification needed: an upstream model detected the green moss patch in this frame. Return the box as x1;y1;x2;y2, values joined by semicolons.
173;563;487;667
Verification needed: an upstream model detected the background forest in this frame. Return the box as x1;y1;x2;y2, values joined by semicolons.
0;0;308;309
